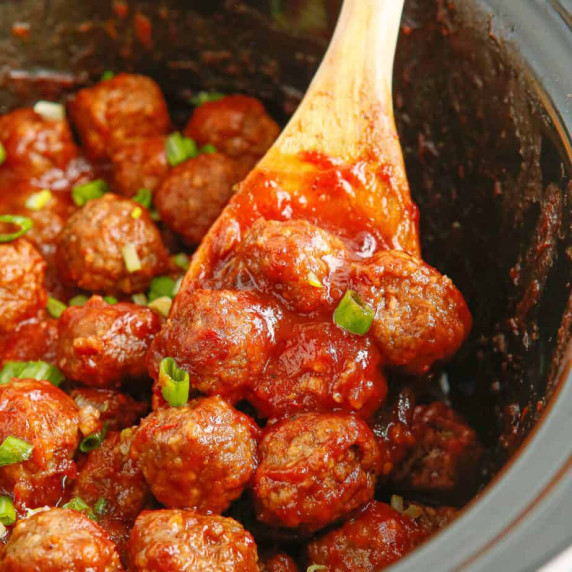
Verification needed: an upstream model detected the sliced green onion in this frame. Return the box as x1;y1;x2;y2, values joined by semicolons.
0;142;6;166
333;290;375;336
0;436;33;466
93;497;107;516
79;423;108;453
199;143;217;155
47;296;67;319
121;243;142;273
0;214;33;243
148;296;172;318
0;497;16;526
0;361;64;387
307;271;323;288
0;362;23;384
404;504;423;519
103;296;118;304
150;208;161;222
133;188;152;209
25;189;52;210
72;179;108;207
131;206;143;220
148;276;177;302
173;253;189;271
159;357;189;407
306;566;328;572
189;91;225;107
101;70;115;81
390;494;404;513
33;100;65;121
69;295;89;307
131;293;148;305
173;276;183;296
62;497;95;520
166;132;198;167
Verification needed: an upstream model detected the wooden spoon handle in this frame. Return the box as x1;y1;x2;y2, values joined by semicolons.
262;0;405;164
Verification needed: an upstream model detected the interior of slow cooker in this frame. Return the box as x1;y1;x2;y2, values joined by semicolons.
1;0;571;554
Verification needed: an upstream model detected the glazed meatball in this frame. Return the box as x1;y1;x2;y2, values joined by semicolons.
0;239;47;334
155;152;242;245
233;219;347;314
57;296;162;388
128;509;259;572
147;289;280;404
73;430;149;524
111;136;168;197
0;318;58;366
0;108;78;175
131;396;259;513
56;194;168;295
351;250;472;374
0;379;80;508
250;322;387;420
69;73;170;160
253;412;381;531
70;388;148;431
260;552;299;572
184;94;279;166
306;501;428;571
0;508;123;571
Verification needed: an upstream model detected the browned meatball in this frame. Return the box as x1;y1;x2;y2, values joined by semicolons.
250;322;387;420
306;501;428;571
260;552;299;572
253;413;381;531
131;396;259;513
0;239;46;334
0;318;58;366
111;136;168;197
56;195;168;295
70;388;148;431
57;296;162;388
147;289;280;403
155;153;242;245
128;509;259;571
0;379;80;508
0;108;78;175
0;508;123;571
232;219;348;314
73;430;150;524
69;73;170;160
184;94;279;166
351;250;472;374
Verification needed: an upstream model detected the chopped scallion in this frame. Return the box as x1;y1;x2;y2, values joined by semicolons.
131;293;148;306
148;276;177;302
166;132;198;167
333;290;375;335
69;295;89;307
0;436;33;466
189;91;225;107
121;243;142;273
33;100;65;121
173;253;189;271
148;296;172;318
25;189;52;210
47;297;67;319
72;179;108;207
390;494;404;513
306;566;328;572
0;142;6;166
159;357;189;407
199;143;217;154
131;206;143;219
93;497;107;516
0;361;64;386
404;504;423;519
0;496;16;526
101;70;115;81
103;296;118;304
62;497;95;520
79;423;108;453
307;271;323;288
0;214;33;243
133;188;152;209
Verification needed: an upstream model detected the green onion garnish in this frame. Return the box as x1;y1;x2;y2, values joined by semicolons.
0;142;6;166
148;276;177;302
131;206;143;220
33;101;65;121
159;357;189;407
0;496;16;525
0;361;64;386
307;271;323;288
333;290;375;335
0;214;33;243
166;132;198;167
131;293;148;305
79;423;108;453
101;70;115;81
25;189;52;210
121;243;142;273
306;566;328;572
62;497;95;520
103;296;118;304
150;208;161;222
133;188;152;209
47;296;67;319
148;296;172;318
72;179;108;207
390;494;404;513
0;436;33;466
200;143;217;155
189;91;225;107
173;253;189;271
69;295;89;307
93;497;107;516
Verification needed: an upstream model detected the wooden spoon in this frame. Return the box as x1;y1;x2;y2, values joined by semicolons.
176;0;419;302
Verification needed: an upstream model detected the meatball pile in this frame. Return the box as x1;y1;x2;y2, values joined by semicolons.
0;71;480;571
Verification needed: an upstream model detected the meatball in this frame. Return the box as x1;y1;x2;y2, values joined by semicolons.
57;296;162;388
147;289;280;404
0;379;80;508
111;136;168;197
0;108;78;175
253;412;381;531
56;194;168;295
184;94;279;166
70;388;148;431
250;322;387;420
260;552;299;572
128;509;259;572
351;250;472;374
0;318;58;366
306;501;428;571
69;73;170;160
0;508;123;571
131;396;259;513
390;402;484;498
73;430;149;524
0;239;46;334
233;219;347;314
154;152;242;245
